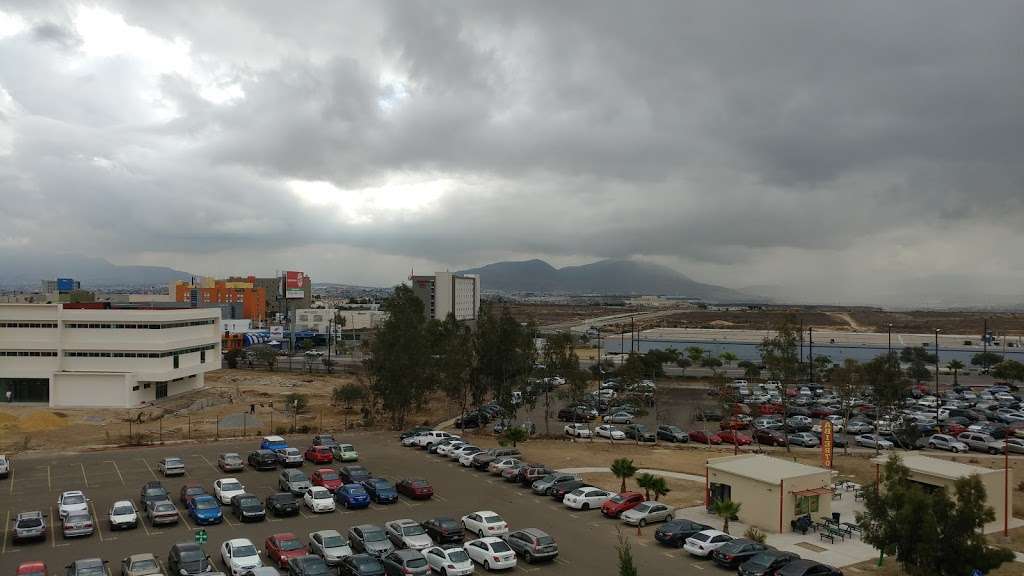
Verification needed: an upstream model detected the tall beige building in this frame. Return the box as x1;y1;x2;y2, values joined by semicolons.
409;272;481;323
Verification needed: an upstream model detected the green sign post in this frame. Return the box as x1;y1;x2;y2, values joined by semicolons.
195;528;208;544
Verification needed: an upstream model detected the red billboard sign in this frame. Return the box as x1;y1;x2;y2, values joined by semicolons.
284;271;306;299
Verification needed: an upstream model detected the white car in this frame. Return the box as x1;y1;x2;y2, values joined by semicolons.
563;487;612;510
855;434;894;450
214;478;246;505
564;424;592;438
461;511;508;537
221;537;263;576
424;545;475;575
309;529;352;565
416;431;456;448
57;490;89;519
450;445;480;461
683;529;733;557
108;500;139;530
464;537;517;571
459;451;484;467
437;441;466;456
401;434;425;447
595;424;626;440
304;486;337;513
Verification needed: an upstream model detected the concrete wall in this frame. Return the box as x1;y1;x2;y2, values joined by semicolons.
51;372;130;408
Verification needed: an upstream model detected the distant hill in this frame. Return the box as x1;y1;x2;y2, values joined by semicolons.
459;259;760;302
0;250;191;289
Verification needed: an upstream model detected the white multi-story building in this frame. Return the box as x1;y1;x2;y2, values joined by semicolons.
294;308;387;332
0;303;221;408
409;272;481;323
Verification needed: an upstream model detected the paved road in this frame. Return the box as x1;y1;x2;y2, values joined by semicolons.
0;431;726;575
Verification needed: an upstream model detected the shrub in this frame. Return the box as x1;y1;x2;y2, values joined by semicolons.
744;526;767;544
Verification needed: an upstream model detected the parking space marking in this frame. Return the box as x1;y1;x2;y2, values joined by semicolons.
179;511;194;531
89;502;104;542
7;466;13;495
140;458;158;480
198;454;219;473
690;563;705;570
49;506;56;548
1;510;9;554
662;552;676;559
223;514;237;527
80;463;90;488
140;511;152;536
434;495;448;502
43;465;51;491
555;559;573;566
635;540;649;547
106;460;125;486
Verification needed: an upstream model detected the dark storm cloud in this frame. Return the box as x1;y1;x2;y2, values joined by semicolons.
1;0;1024;299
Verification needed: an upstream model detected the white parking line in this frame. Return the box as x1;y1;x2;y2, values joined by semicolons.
198;454;219;473
690;563;705;571
140;459;158;480
1;510;9;554
49;506;56;548
7;466;13;495
80;463;90;488
106;460;126;486
89;502;104;543
42;466;51;491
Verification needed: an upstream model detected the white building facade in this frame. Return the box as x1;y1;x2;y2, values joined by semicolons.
294;309;387;332
0;304;221;408
409;272;481;322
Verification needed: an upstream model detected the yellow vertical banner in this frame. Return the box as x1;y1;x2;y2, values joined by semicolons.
821;420;834;468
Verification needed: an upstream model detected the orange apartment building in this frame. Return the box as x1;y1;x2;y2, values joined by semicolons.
173;276;267;322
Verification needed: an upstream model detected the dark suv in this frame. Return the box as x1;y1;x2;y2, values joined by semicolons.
248;449;279;471
266;492;300;517
167;543;214;576
422;517;463;544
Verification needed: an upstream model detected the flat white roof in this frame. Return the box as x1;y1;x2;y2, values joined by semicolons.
871;454;998;480
708;454;830;484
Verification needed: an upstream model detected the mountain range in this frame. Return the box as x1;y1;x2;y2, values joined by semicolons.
458;259;759;302
0;251;191;289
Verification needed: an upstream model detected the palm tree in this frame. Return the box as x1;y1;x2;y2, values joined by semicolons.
686;346;705;366
720;351;738;368
610;458;637;493
947;359;965;386
676;357;692;377
635;472;656;500
650;476;670;501
710;499;742;534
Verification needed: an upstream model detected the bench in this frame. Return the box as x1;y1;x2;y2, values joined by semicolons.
843;522;862;535
819;531;835;543
832;490;843;500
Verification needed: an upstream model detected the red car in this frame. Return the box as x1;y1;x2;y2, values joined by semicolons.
718;430;752;446
310;468;343;491
304;445;333;465
753;428;788;446
16;562;46;576
396;478;434;500
265;532;307;567
943;423;968;436
720;417;749;431
759;403;784;415
601;491;644;518
810;406;833;419
689;430;722;444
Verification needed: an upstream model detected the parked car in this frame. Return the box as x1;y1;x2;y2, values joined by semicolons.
248;450;279;471
120;553;162;576
689;430;723;444
144;500;178;526
855;434;894;449
846;420;875;434
683;529;733;557
620;501;674;526
776;559;843;576
108;500;139;530
563;486;611;510
654;519;711;547
340;465;372;484
332;444;359;462
472;448;520;471
1006;437;1024;454
595;424;626;440
311;468;344;492
140;482;168;509
12;511;46;542
180;482;207;506
382;550;429;576
503;528;558;563
518;465;553;486
64;560;107;576
622;425;656;442
267;492;300;517
549;479;589;502
309;529;352;565
261;435;289;451
601;491;645;518
58;490;90;519
336;483;372;509
221;537;263;576
399;426;432;440
286;555;331;576
349;525;395;558
312;433;338;448
187;494;223;525
16;562;46;576
564;423;592;438
488;457;522;475
231;493;267;522
711;538;771;569
158;457;186;476
603;411;634;424
215;478;247;505
339;554;385;576
406;518;457;549
958;432;1005;454
657;425;689;442
305;446;334;465
385;519;434;551
218;452;246;472
461;511;508;537
788;432;820;447
423;546;473;576
753;428;788;446
265;533;308;568
279;469;312;495
304;487;337;513
395;478;434;500
738;550;801;576
928;434;969;453
718;430;752;445
464;537;517;571
275;447;304;468
531;473;579;495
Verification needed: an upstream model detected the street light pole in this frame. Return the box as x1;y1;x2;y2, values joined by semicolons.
934;328;941;422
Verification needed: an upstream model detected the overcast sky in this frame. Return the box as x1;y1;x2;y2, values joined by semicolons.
1;1;1023;303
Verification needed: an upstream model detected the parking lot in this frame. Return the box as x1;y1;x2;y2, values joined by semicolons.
0;431;720;575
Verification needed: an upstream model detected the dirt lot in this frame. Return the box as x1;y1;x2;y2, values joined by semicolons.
848;310;1024;336
847;555;1022;576
502;303;632;326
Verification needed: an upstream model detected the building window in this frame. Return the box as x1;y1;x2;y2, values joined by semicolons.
173;355;179;369
200;350;206;364
796;495;820;515
131;385;140;391
143;383;151;389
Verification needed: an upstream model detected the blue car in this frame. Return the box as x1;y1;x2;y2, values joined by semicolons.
360;478;398;504
335;483;371;509
187;495;223;525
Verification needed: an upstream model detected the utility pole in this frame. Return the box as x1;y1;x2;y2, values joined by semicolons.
935;329;941;422
630;316;635;354
808;327;814;383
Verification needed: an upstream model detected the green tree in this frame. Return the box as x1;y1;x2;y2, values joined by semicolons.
610;458;637;493
501;426;529;448
738;360;761;379
685;346;705;366
711;499;741;534
970;351;1004;370
332;383;366;409
251;344;278;371
719;351;738;368
284;392;308;414
617;531;638;576
992;360;1024;384
863;352;907;416
759;316;800;452
433;313;477;423
224;349;242;369
901;346;937;365
812;355;833;380
859;456;1014;576
830;358;863;454
907;359;931;384
675;356;692;376
700;356;723;374
540;331;580;435
635;472;656;500
649;476;670;501
946;359;964;386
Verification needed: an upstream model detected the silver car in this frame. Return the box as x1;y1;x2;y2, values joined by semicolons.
928;434;969;453
385;519;434;551
278;469;311;495
788;432;820;447
855;434;893;450
0;454;9;478
531;473;579;495
12;510;46;542
957;432;1004;455
604;412;634;424
349;524;395;558
621;501;674;527
846;420;875;434
158;457;186;476
275;447;304;467
218;452;245;472
309;529;352;565
62;510;95;537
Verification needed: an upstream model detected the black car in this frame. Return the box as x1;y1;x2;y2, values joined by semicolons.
340;465;372;484
739;550;801;576
656;425;688;443
622;425;656;442
753;428;788;446
287;555;332;576
266;492;300;517
230;493;266;522
140;481;168;507
549;480;589;501
339;554;385;576
454;412;484;429
248;449;279;471
557;408;589;423
653;519;710;547
711;538;772;569
167;543;213;576
422;517;463;544
776;559;843;576
399;426;432;440
695;407;723;421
